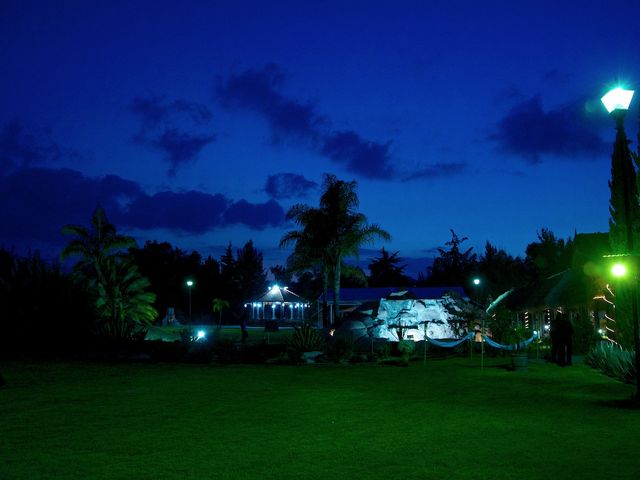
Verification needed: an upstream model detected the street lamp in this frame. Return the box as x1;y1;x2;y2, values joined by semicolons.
186;279;194;323
602;85;640;400
471;277;485;368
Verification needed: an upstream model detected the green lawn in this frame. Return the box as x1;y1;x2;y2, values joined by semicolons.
1;358;638;480
145;325;293;344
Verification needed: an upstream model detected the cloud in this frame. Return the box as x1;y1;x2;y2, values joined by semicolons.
264;173;317;200
216;64;395;179
490;95;608;163
0;167;286;250
150;128;216;175
0;168;142;244
122;190;228;234
130;95;215;174
0;121;81;170
216;64;325;141
223;199;285;229
407;162;467;180
130;95;213;127
321;131;394;179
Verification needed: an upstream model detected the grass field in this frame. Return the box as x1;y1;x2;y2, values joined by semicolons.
145;325;293;345
1;358;639;480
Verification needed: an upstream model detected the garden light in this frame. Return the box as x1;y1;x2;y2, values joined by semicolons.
611;262;628;277
196;330;206;340
473;278;480;285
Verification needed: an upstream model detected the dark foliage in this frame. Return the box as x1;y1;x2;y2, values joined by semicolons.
424;230;477;286
0;248;94;357
368;247;410;287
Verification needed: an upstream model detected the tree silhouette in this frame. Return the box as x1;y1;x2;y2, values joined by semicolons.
281;174;390;325
62;205;156;339
426;230;477;286
368;247;410;287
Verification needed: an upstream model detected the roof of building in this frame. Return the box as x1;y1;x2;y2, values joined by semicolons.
252;285;307;304
321;286;467;303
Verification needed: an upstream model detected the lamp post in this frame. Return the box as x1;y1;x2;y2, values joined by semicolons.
186;280;194;323
471;277;485;368
602;85;640;400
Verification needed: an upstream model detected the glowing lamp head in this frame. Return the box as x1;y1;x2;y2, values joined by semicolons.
611;263;628;277
601;87;634;113
472;278;481;286
271;284;279;292
186;280;194;287
196;330;206;340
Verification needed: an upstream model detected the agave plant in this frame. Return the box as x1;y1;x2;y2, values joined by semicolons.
289;323;323;353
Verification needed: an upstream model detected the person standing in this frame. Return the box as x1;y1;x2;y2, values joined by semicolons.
550;312;560;363
557;313;574;367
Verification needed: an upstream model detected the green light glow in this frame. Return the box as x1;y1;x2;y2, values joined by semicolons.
601;87;634;113
472;278;480;285
611;263;627;277
186;280;194;287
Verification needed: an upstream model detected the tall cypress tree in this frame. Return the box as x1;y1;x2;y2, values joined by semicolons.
608;111;640;348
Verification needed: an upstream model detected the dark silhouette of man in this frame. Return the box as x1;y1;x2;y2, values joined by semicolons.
556;312;574;366
550;313;560;363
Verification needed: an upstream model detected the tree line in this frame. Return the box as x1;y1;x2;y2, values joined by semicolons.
0;173;576;355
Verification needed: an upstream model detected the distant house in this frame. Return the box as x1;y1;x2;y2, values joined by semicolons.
244;285;310;322
489;232;610;343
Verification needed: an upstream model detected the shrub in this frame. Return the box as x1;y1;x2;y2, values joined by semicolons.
585;342;636;384
213;338;240;364
372;342;391;360
264;321;279;332
289;323;323;353
324;337;354;363
397;340;415;360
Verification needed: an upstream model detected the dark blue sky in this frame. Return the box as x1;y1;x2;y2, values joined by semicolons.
2;0;640;276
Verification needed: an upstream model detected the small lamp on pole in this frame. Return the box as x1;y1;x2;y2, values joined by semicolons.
471;277;485;368
186;280;194;323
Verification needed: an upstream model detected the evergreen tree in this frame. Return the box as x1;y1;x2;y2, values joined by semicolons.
608;112;640;348
235;240;267;301
368;248;410;287
426;230;477;286
525;229;573;279
270;265;292;285
477;241;527;303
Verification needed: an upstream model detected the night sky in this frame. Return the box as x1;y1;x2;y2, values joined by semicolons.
2;0;640;277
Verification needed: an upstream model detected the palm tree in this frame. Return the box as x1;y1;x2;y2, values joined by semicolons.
281;174;390;326
280;204;331;325
62;205;156;340
212;298;230;328
95;257;157;339
319;175;390;324
61;205;136;283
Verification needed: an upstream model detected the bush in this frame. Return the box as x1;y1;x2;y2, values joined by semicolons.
372;342;391;360
289;323;323;354
324;337;354;363
585;342;636;384
397;340;415;360
264;321;279;332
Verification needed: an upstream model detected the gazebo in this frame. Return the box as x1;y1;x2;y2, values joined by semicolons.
244;285;310;322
